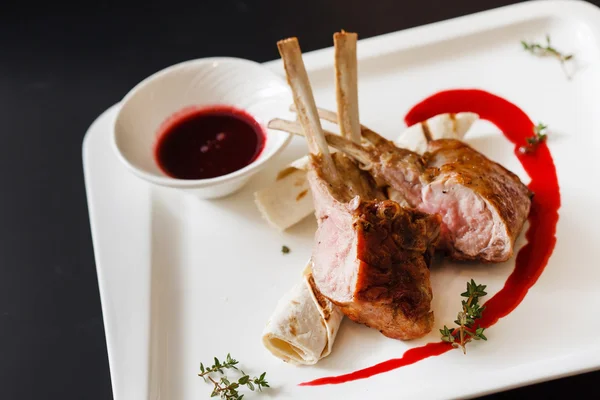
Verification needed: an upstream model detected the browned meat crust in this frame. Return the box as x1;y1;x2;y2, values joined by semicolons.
339;201;441;340
424;139;532;261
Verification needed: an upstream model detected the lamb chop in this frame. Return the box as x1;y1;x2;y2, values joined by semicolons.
276;33;440;340
330;134;532;262
272;110;531;263
420;139;532;261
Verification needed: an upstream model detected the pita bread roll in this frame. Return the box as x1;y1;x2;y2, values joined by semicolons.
262;264;343;365
254;156;312;231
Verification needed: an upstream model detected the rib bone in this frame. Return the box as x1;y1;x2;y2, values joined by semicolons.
290;104;338;125
289;104;390;149
269;118;335;138
268;118;373;168
277;38;338;182
334;31;361;143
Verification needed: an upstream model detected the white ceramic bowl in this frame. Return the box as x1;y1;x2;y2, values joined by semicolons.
113;57;292;199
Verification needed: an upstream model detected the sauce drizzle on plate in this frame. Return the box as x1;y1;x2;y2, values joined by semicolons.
300;89;561;386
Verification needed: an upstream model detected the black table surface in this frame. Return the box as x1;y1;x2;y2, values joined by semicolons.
2;0;599;398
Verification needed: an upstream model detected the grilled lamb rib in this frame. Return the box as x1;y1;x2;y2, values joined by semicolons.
277;33;440;340
324;130;531;262
271;110;531;262
420;139;531;261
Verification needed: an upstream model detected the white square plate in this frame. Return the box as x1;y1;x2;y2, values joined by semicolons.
83;1;600;399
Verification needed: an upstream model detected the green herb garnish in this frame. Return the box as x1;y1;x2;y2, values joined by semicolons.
281;245;290;254
199;354;269;399
440;279;488;354
519;122;548;154
521;35;574;78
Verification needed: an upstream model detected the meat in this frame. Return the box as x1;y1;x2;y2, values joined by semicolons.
308;153;440;339
341;204;438;338
271;105;531;263
327;128;426;208
420;139;531;261
312;196;440;339
326;133;531;262
276;33;440;340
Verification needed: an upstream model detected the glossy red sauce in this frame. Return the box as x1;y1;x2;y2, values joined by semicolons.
154;105;265;180
300;89;561;386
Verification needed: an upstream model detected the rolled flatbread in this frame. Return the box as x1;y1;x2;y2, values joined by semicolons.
262;264;343;365
254;167;312;231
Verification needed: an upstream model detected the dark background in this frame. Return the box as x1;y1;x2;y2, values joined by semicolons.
1;0;598;398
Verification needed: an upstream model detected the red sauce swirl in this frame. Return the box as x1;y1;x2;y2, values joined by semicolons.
301;89;561;387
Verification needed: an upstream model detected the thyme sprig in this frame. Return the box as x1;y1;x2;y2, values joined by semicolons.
440;279;488;354
522;35;573;63
199;354;269;399
519;123;548;154
521;35;574;78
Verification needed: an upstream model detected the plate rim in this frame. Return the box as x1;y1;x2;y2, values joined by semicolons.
83;1;600;398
